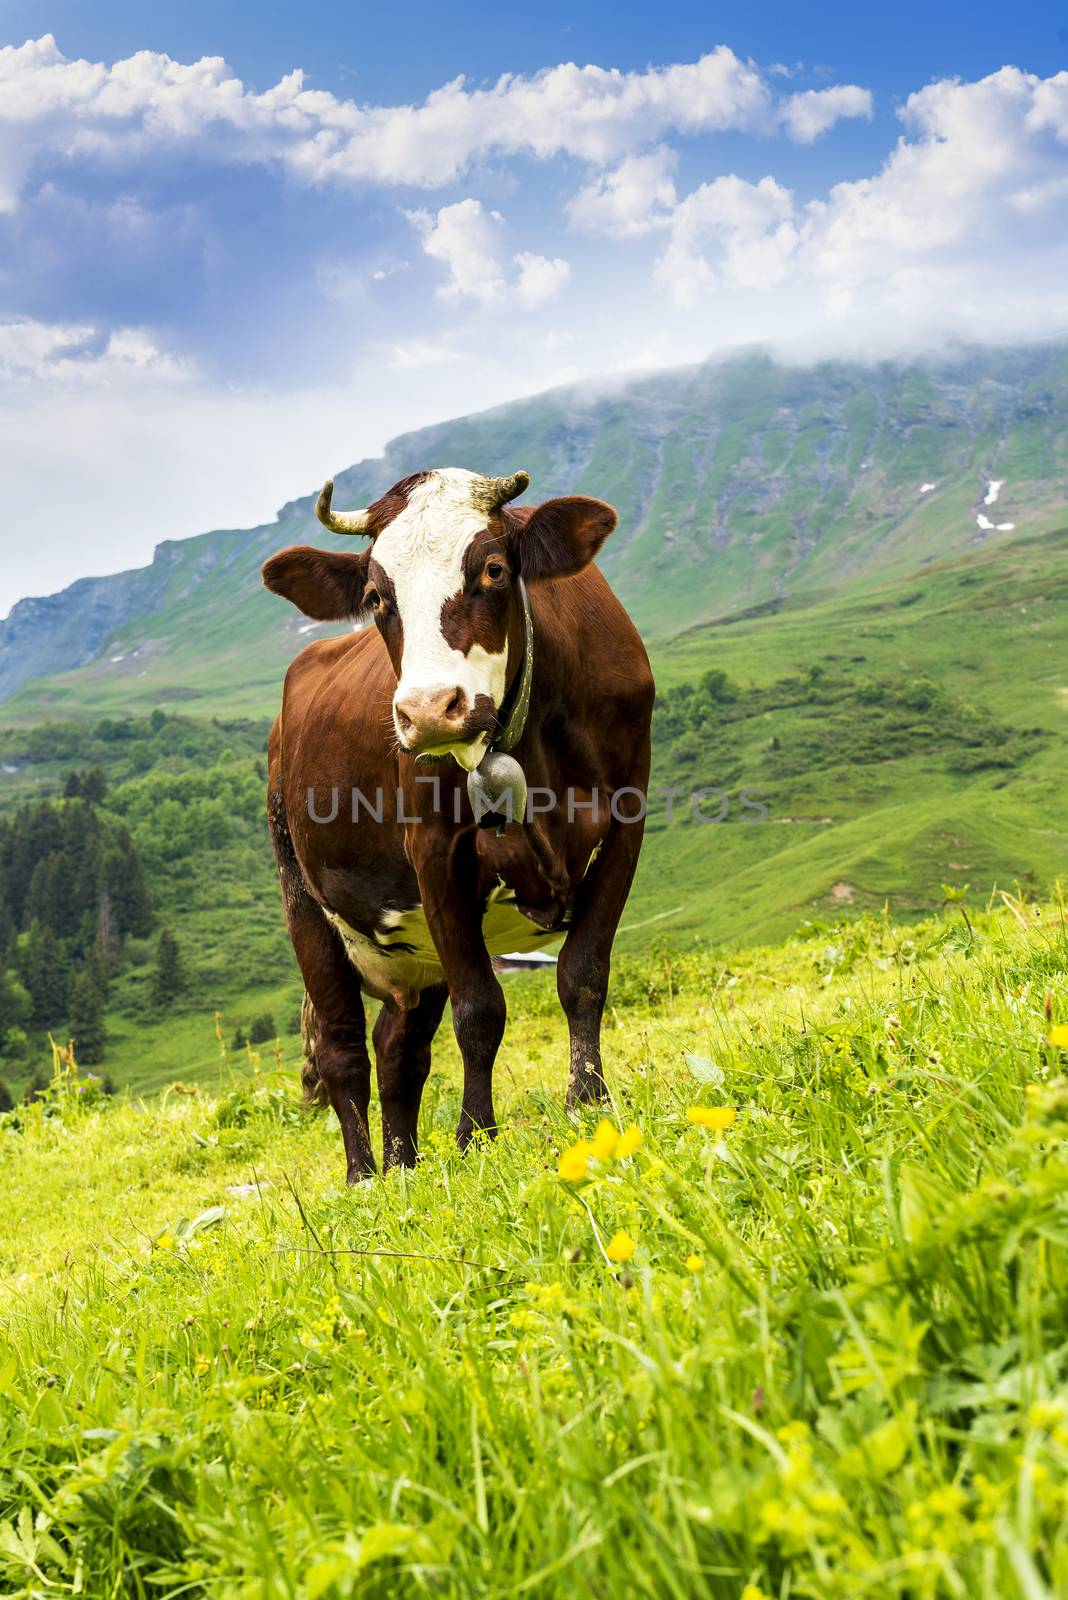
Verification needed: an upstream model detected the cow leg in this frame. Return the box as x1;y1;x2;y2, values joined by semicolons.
269;799;375;1181
312;998;376;1182
452;971;505;1148
413;829;505;1149
557;812;646;1107
372;983;448;1170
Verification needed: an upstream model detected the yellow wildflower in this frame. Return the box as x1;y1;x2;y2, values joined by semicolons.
1048;1024;1068;1048
605;1230;635;1262
557;1140;591;1182
781;1503;815;1540
616;1124;643;1157
759;1498;787;1535
590;1120;619;1161
741;1587;771;1600
525;1281;567;1312
685;1254;704;1273
1029;1398;1068;1429
154;1234;176;1252
687;1105;738;1130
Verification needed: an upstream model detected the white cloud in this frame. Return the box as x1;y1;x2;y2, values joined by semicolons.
0;317;95;376
513;252;571;307
802;68;1068;302
561;93;870;242
1030;71;1068;139
0;35;866;206
411;199;509;302
779;84;873;143
388;338;464;370
410;200;570;308
654;66;1068;331
567;146;678;238
0;316;191;382
655;176;797;306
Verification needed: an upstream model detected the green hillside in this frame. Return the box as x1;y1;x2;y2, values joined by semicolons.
626;519;1068;942
2;342;1067;720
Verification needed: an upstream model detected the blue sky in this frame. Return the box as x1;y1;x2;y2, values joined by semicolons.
1;1;1066;613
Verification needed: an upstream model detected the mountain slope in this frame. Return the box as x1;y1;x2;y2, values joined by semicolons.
2;342;1067;719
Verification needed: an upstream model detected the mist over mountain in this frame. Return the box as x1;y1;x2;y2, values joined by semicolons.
2;341;1065;717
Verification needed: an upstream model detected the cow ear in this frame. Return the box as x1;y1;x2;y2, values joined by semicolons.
261;546;370;620
504;497;617;581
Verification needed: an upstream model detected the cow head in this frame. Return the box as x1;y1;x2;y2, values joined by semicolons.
263;468;617;771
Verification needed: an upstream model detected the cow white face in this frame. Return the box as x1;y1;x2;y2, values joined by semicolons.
262;466;620;770
369;470;511;772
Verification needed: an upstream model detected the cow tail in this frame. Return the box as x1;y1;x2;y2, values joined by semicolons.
299;991;330;1108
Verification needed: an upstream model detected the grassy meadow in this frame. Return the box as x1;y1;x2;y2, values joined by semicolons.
3;895;1068;1597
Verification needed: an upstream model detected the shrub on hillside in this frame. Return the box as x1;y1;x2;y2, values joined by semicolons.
248;1013;276;1045
151;930;185;1007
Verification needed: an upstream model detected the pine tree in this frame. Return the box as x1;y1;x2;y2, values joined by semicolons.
26;856;68;939
68;969;106;1065
107;830;152;938
63;770;82;799
22;922;71;1027
64;801;105;935
0;1080;12;1113
8;803;62;926
81;768;108;805
151;929;184;1006
0;889;14;961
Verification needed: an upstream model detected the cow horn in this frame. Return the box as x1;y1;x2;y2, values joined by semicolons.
315;480;372;536
478;470;530;510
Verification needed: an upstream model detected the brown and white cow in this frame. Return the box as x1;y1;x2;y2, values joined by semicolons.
262;466;653;1179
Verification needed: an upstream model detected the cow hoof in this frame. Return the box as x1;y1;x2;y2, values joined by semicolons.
566;1072;608;1108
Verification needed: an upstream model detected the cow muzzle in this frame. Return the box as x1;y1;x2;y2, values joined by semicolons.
393;684;494;769
394;682;468;744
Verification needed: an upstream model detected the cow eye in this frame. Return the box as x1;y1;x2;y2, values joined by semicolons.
484;561;505;582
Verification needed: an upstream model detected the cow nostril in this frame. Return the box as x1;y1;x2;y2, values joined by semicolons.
395;706;414;735
445;689;465;720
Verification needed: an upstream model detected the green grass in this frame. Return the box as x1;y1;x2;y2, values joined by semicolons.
3;899;1068;1596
